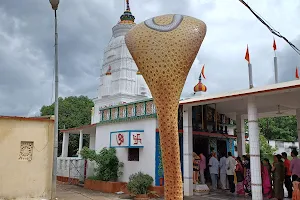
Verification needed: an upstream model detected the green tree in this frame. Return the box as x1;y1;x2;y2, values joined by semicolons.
245;133;277;160
80;147;124;181
40;95;94;156
259;116;297;142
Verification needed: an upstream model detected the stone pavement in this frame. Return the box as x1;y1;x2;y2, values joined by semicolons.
56;184;292;200
56;184;120;200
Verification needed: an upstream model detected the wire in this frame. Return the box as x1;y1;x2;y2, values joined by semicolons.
239;0;300;56
33;121;51;152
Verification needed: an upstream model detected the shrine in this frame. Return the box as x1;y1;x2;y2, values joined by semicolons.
56;1;300;200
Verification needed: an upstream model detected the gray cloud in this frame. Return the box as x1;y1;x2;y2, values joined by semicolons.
0;0;300;116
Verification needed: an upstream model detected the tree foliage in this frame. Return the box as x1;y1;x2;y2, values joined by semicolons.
246;133;277;158
259;116;297;142
40;96;94;156
245;116;297;142
80;147;124;181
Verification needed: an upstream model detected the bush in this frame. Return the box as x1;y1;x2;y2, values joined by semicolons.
127;172;154;195
80;147;124;181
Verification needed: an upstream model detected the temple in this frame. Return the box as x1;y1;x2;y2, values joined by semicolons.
56;1;300;200
93;0;151;123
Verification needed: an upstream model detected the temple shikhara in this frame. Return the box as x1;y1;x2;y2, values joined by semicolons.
56;1;300;200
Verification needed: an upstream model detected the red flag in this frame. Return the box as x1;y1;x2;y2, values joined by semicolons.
245;45;250;63
296;67;299;79
273;39;277;51
201;65;206;79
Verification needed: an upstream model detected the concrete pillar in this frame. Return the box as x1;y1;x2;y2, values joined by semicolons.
183;105;193;196
61;132;69;157
78;130;83;158
296;109;300;145
89;133;96;150
248;96;263;200
236;114;246;156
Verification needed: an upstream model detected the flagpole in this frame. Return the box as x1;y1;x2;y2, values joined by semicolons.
274;56;278;83
273;39;278;83
248;62;253;88
245;45;253;89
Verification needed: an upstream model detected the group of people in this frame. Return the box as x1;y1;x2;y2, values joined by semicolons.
192;149;300;200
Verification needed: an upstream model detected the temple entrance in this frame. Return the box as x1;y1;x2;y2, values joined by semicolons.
217;139;227;159
193;135;209;156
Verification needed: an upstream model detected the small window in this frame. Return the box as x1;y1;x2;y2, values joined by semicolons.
128;148;139;161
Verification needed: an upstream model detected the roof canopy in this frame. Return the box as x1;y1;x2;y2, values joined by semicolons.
180;80;300;119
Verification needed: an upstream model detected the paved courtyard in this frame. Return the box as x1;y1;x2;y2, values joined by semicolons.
56;184;291;200
56;184;249;200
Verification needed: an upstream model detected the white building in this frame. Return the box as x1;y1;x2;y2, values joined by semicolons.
268;140;299;155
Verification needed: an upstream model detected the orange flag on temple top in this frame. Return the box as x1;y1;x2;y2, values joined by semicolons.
245;45;250;63
201;65;206;79
273;39;277;51
296;67;299;79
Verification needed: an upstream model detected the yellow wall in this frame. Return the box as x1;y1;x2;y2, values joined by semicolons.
0;116;54;199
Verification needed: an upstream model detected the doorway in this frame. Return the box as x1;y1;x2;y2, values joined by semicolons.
217;139;227;159
193;135;209;157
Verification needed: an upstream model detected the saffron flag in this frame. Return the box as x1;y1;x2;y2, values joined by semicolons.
273;39;277;51
245;45;250;63
201;65;206;79
296;67;299;79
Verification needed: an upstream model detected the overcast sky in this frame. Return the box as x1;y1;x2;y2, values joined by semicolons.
0;0;300;117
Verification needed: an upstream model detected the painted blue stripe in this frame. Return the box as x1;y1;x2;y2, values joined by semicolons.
231;139;235;155
110;130;144;134
129;132;131;147
155;131;160;186
110;146;144;148
226;139;229;154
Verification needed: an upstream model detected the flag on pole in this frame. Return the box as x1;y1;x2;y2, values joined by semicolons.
245;45;250;63
296;67;299;79
273;39;277;51
201;65;206;79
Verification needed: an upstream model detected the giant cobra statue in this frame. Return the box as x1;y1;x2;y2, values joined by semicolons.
125;14;206;199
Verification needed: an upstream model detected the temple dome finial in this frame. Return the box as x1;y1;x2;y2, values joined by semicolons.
193;73;207;92
119;0;135;24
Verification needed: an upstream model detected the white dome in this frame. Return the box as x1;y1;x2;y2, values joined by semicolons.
112;23;135;38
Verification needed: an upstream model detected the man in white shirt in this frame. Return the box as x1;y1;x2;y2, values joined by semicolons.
219;152;227;190
226;152;236;193
209;152;219;190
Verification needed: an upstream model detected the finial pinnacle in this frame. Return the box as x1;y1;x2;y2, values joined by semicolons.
126;0;130;11
119;0;135;24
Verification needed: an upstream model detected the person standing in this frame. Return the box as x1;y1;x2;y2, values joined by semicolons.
282;152;293;198
209;152;219;190
193;152;200;184
262;158;272;199
242;155;251;196
199;152;206;184
272;154;285;200
235;157;245;195
219;152;227;190
290;149;300;182
226;152;236;193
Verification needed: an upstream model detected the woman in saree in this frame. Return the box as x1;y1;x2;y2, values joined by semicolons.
242;155;251;196
193;152;200;184
262;158;272;199
271;154;285;200
235;157;245;195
